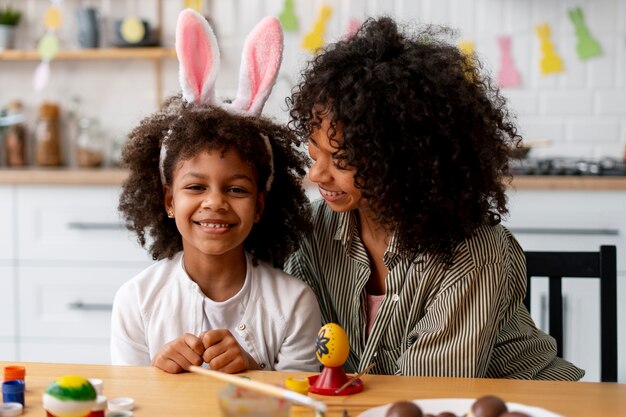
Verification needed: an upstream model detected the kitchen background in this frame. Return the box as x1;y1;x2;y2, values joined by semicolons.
0;0;624;382
1;0;626;162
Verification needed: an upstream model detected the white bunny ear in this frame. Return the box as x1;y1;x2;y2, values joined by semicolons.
228;16;284;116
175;9;220;104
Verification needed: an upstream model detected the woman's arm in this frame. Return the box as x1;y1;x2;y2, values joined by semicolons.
395;262;508;377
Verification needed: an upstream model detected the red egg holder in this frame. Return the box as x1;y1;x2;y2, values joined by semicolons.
308;366;364;396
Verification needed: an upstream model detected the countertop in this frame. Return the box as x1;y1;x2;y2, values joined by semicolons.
1;168;626;190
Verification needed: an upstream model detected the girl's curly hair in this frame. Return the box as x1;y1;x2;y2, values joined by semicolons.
288;17;521;260
119;95;311;266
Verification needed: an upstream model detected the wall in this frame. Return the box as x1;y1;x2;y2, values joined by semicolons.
2;0;626;165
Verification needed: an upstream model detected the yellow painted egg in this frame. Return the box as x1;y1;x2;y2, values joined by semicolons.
315;323;350;367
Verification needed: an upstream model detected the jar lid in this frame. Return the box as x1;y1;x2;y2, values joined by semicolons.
3;366;25;381
108;397;134;411
88;378;104;395
38;102;60;118
285;377;310;395
0;402;23;417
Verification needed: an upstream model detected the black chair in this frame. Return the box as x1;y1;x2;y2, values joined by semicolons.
523;245;617;382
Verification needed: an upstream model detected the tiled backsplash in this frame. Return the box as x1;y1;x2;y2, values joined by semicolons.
2;0;625;161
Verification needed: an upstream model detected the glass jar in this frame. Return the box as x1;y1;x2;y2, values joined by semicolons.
76;117;104;167
4;100;27;166
35;102;62;166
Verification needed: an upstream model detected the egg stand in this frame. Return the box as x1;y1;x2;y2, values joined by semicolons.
308;365;364;395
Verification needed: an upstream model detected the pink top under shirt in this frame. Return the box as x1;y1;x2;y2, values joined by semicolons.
366;294;385;339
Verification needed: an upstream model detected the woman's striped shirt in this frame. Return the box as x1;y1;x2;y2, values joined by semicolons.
284;200;584;380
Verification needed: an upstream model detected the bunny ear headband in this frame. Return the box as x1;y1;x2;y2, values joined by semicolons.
159;8;284;190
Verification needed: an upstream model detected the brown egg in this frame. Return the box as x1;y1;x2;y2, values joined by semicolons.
500;413;531;417
385;401;424;417
469;395;508;417
437;413;458;417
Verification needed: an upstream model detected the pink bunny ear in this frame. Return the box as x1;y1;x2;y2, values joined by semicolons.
175;9;220;104
228;16;284;116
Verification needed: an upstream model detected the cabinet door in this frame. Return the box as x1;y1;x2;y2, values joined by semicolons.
504;189;626;382
0;186;14;260
16;185;151;262
18;264;147;341
0;342;17;361
0;265;15;338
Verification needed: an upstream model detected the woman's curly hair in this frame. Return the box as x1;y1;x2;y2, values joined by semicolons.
119;95;311;266
288;17;521;261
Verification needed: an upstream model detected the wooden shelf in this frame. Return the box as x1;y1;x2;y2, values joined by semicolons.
0;47;177;61
510;175;626;190
0;168;129;185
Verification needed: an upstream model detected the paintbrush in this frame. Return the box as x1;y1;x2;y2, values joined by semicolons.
189;366;327;414
334;361;376;395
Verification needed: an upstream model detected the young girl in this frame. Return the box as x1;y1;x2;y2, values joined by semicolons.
285;17;584;380
111;9;320;374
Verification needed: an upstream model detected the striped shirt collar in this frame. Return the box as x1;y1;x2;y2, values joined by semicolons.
334;209;404;270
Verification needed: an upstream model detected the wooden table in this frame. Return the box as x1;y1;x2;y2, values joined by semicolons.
2;362;625;416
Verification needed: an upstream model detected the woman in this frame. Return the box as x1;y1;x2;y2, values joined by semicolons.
285;17;583;380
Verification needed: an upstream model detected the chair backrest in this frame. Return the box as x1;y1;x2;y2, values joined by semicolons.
523;245;617;382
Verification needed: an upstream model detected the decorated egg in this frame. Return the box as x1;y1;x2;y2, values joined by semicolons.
315;323;350;367
42;375;97;417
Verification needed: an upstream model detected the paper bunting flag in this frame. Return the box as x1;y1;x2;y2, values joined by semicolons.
568;6;602;60
301;4;333;53
34;1;63;91
33;61;51;92
44;5;62;30
37;33;59;61
279;0;298;32
536;23;564;75
120;17;145;44
458;40;475;57
458;40;476;80
497;35;521;88
343;18;361;40
183;0;203;13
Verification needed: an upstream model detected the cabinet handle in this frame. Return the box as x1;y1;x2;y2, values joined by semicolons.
562;295;568;358
68;301;113;311
540;294;547;331
67;222;124;230
508;227;618;236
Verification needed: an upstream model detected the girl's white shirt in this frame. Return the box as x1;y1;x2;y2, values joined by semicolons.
110;251;321;371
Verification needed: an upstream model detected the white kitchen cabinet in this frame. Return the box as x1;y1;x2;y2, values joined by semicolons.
17;262;141;365
0;343;17;361
18;264;145;340
16;186;151;262
0;265;17;360
3;183;152;364
503;188;626;382
0;186;14;259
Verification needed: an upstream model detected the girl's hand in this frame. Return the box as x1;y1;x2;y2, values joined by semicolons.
151;333;206;373
201;329;260;373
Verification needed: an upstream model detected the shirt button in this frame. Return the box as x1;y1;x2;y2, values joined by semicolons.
238;323;246;331
259;363;266;369
391;294;399;302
